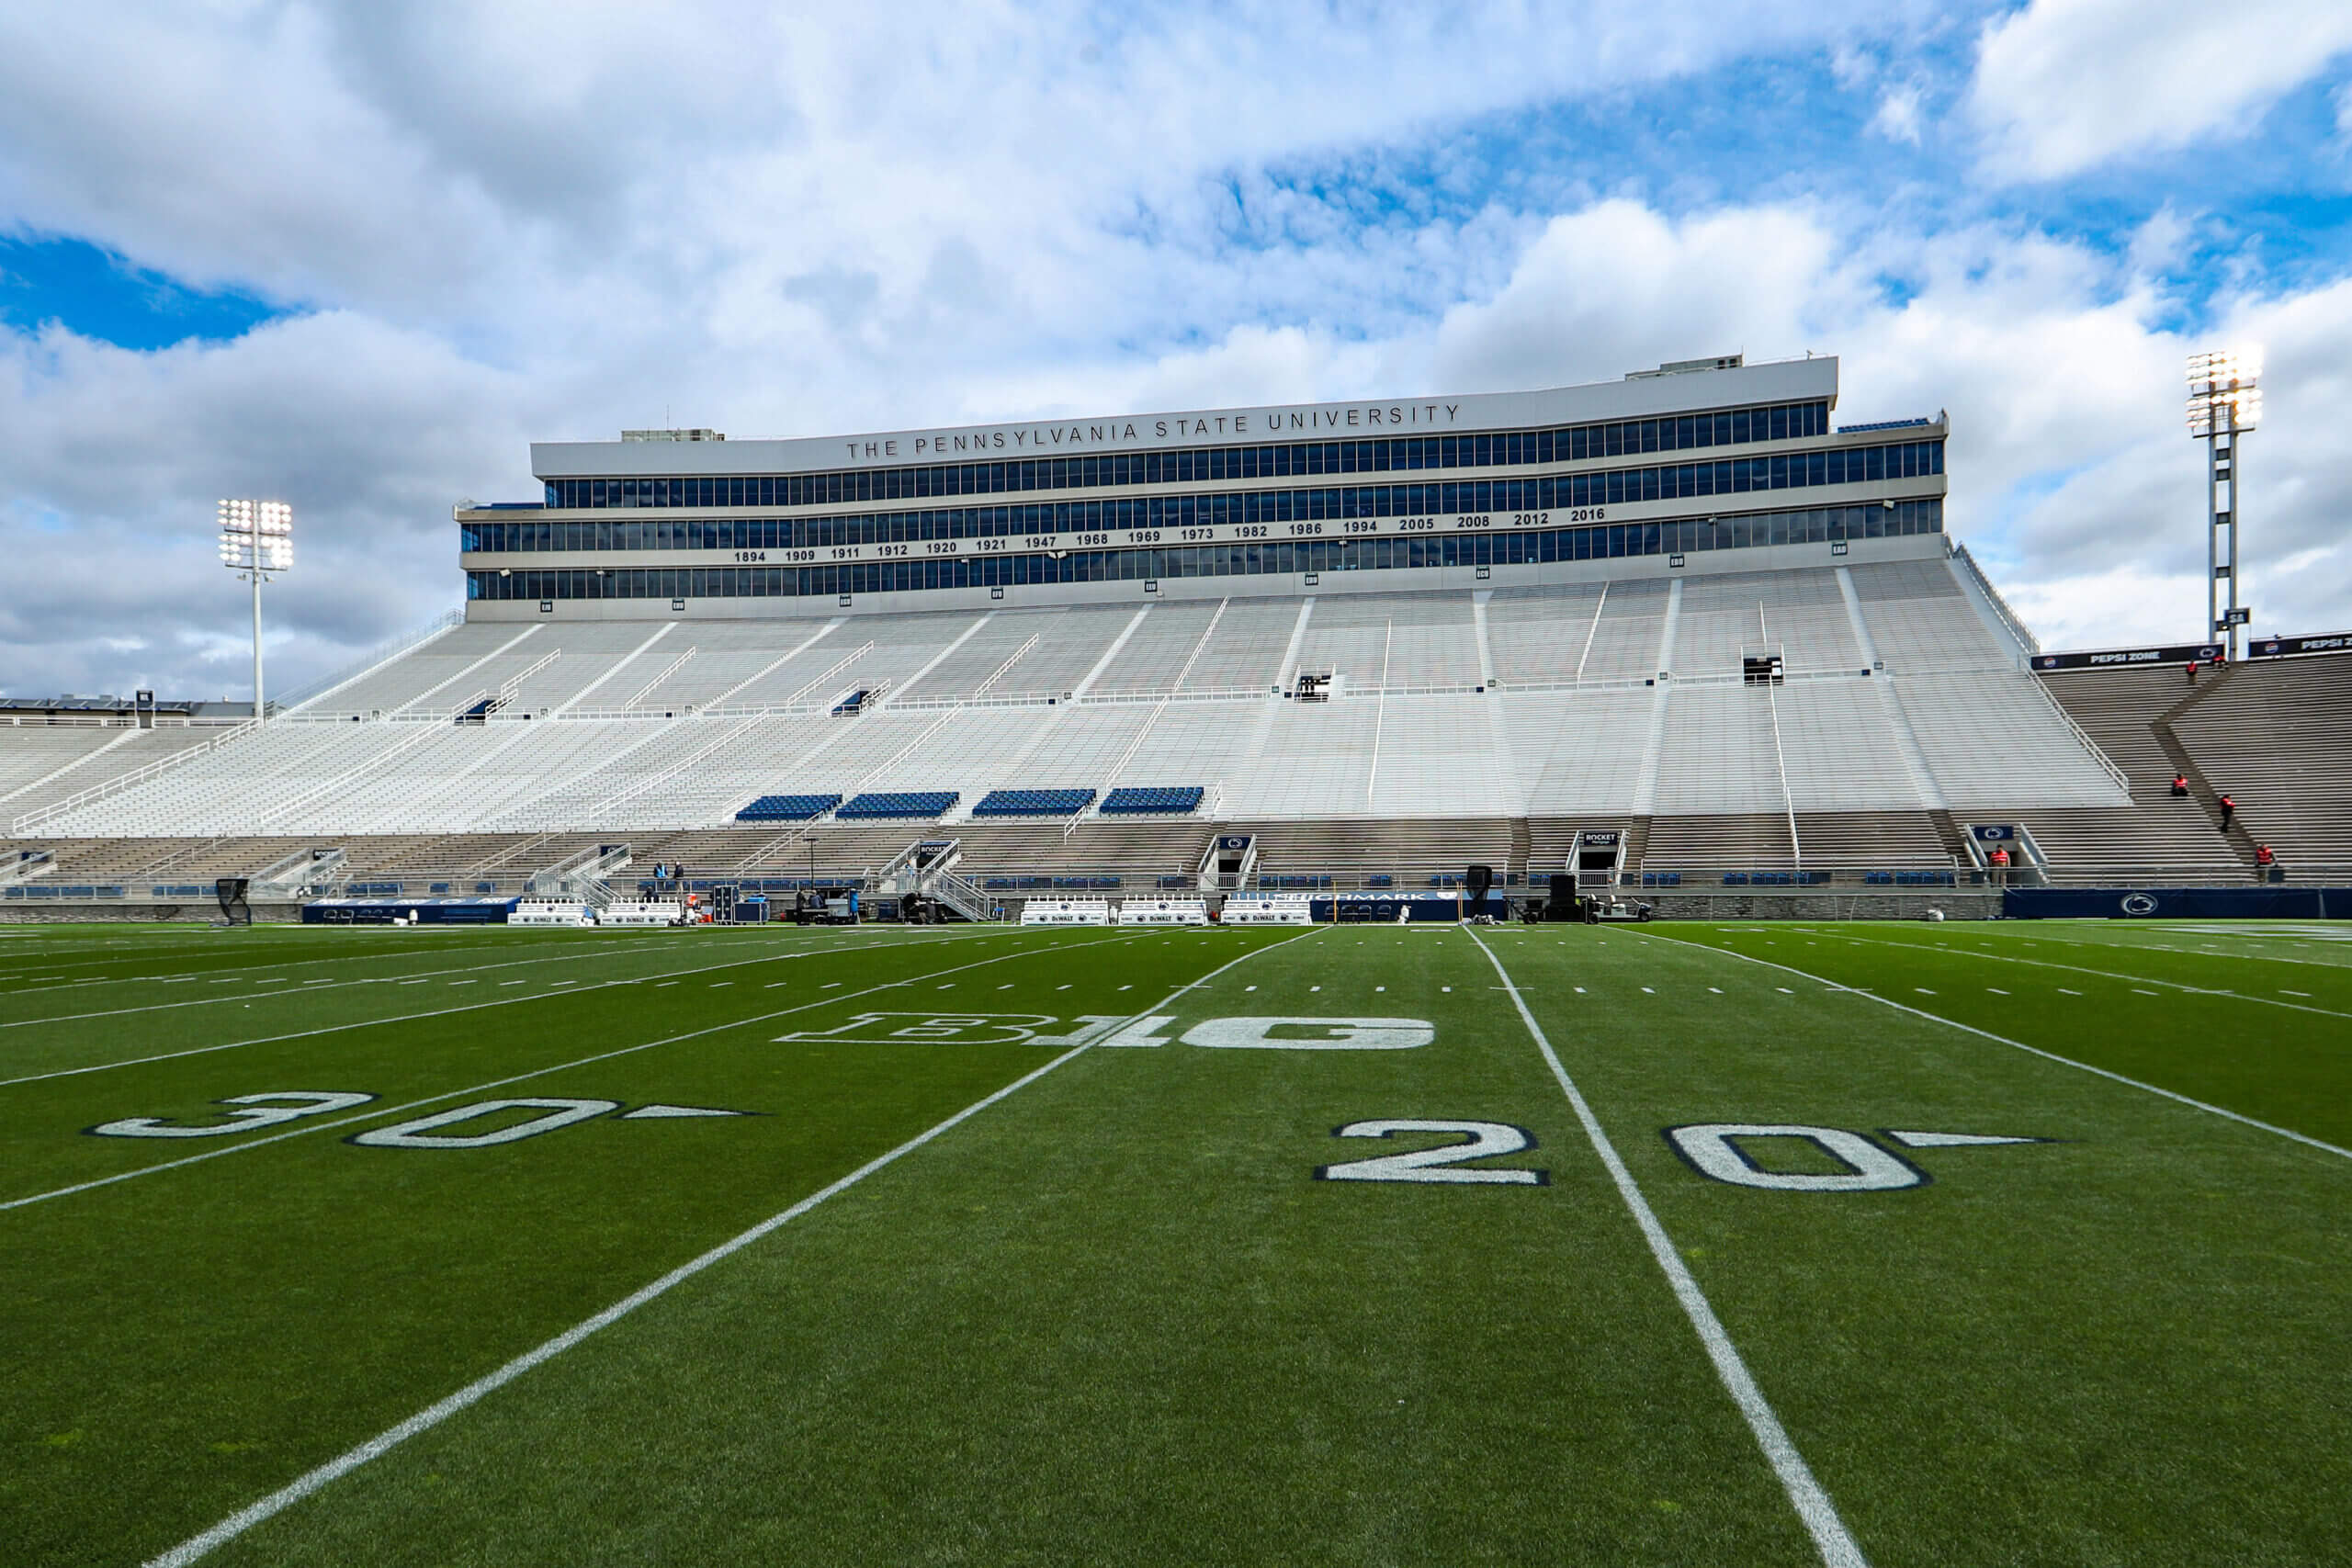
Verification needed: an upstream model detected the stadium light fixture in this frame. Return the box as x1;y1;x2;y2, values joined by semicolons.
2187;349;2258;659
218;500;293;722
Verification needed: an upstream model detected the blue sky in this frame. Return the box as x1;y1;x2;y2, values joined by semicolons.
2;0;2349;700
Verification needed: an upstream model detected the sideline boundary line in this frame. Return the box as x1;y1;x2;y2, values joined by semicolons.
0;931;1141;1212
0;931;712;999
0;931;992;1088
1776;928;2352;1023
0;928;953;1027
1639;931;2352;1165
1467;929;1869;1568
142;925;1319;1567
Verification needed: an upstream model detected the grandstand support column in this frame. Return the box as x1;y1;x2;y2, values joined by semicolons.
252;570;264;726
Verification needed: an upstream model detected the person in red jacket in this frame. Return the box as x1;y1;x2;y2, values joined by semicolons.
2218;794;2236;831
2185;658;2199;683
1988;844;2010;886
2256;842;2277;881
2170;773;2189;797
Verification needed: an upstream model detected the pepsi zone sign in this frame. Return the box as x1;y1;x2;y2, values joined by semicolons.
2034;642;2220;671
2249;632;2352;659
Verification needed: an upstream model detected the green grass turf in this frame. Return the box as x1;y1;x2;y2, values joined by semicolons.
4;919;2349;1565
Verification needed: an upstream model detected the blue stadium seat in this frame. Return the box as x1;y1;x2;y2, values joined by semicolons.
837;791;958;819
1099;785;1204;815
735;793;842;822
975;787;1097;817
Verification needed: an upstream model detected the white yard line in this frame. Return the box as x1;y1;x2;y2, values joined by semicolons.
141;925;1317;1567
1639;933;2352;1166
1466;929;1870;1568
0;931;996;1089
3;931;1137;1213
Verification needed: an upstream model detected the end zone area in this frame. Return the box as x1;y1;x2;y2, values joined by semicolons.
4;920;2348;1564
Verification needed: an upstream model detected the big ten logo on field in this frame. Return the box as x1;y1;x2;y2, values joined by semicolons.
1092;1017;1437;1048
773;1013;1128;1047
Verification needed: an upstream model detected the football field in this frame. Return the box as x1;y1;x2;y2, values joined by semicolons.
3;916;2348;1565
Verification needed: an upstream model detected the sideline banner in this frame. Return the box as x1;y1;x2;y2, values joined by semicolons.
2004;887;2350;920
2245;632;2352;659
2032;642;2221;671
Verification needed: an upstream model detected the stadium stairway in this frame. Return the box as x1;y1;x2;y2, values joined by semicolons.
2169;653;2352;874
2032;664;2256;880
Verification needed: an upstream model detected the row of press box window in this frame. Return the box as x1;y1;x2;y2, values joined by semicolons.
734;785;1204;822
540;401;1840;513
487;438;1940;551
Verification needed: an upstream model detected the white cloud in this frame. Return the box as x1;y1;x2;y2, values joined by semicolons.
1870;83;1926;145
1968;0;2352;181
1;1;2349;703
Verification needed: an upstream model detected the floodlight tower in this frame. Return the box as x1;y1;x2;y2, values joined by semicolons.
2186;350;2260;660
218;500;293;723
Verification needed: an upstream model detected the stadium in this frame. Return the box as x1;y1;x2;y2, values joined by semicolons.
6;353;2351;1566
9;354;2338;920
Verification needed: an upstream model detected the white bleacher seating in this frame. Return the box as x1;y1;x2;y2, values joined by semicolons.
10;551;2183;856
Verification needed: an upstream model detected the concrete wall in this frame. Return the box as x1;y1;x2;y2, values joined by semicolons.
0;902;304;924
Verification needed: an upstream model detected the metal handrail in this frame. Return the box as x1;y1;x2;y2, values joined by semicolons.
1951;542;2041;657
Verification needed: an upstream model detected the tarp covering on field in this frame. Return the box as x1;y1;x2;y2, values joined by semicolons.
303;896;522;925
1310;891;1510;922
2004;887;2352;920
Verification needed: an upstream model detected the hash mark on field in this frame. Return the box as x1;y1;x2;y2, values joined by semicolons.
1640;987;1655;994
2283;989;2312;997
655;981;678;988
1441;986;1451;992
1573;986;1586;994
1776;987;1793;994
2132;988;2158;996
501;980;526;987
448;980;475;987
997;983;1014;990
1057;984;1071;990
765;981;788;988
711;982;733;987
2059;987;2082;995
1245;985;1257;991
1987;987;2008;995
1708;987;1723;994
1915;987;1935;995
822;982;842;988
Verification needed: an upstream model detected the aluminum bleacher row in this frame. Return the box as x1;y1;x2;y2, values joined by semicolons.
9;547;2339;893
